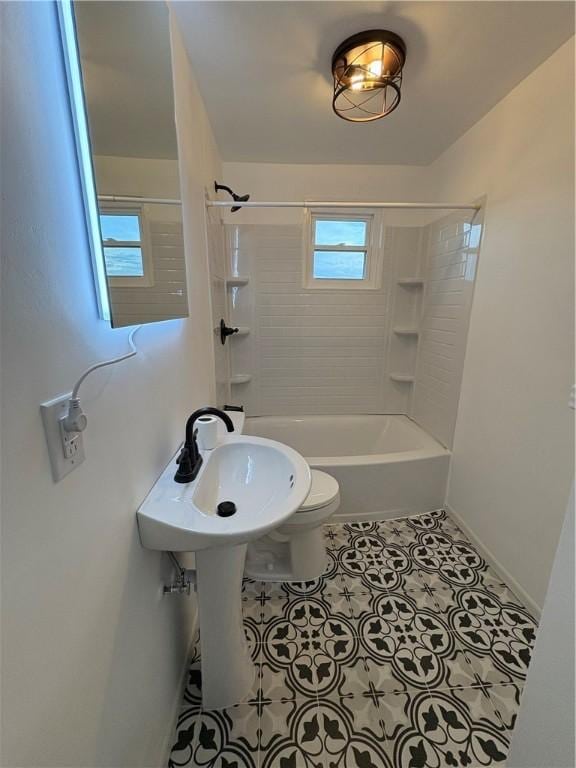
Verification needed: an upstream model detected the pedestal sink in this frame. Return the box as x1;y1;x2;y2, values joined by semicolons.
137;435;311;709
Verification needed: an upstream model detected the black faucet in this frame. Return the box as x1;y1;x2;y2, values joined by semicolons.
174;407;235;484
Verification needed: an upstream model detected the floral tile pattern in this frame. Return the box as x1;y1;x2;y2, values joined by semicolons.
169;510;538;768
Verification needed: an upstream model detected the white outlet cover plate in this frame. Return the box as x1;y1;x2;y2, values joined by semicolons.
40;393;85;482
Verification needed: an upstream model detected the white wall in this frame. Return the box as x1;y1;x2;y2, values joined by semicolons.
221;162;432;226
507;487;574;767
170;13;221;405
435;38;575;610
0;5;219;768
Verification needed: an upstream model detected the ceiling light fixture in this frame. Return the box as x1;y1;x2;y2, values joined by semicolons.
332;29;406;122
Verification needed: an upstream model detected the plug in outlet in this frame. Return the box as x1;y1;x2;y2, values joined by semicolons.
60;418;82;459
41;393;85;481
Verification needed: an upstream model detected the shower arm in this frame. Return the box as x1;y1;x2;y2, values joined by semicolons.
213;181;250;212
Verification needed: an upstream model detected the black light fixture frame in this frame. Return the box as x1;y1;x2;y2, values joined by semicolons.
331;29;406;123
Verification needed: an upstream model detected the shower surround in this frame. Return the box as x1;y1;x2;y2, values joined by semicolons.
226;221;400;416
216;209;481;451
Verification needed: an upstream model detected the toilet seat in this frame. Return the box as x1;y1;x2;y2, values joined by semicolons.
298;470;339;512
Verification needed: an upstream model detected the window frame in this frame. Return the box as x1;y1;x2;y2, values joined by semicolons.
99;203;154;288
304;210;383;290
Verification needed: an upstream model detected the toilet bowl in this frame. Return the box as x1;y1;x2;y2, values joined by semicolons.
245;470;340;582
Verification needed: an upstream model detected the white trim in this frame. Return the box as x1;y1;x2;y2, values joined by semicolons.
57;1;111;323
100;204;155;288
303;209;384;290
445;502;542;619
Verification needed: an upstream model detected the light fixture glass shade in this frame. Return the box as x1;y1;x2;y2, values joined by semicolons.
332;30;406;122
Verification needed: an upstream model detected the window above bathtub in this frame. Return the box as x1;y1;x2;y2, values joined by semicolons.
304;211;383;289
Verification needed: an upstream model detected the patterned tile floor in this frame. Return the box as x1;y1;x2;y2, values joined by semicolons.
169;510;538;768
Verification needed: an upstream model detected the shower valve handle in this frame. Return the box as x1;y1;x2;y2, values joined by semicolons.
220;319;239;345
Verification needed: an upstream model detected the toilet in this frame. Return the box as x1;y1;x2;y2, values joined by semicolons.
245;470;340;582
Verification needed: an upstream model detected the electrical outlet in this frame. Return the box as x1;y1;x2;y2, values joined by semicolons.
60;418;82;459
40;393;85;482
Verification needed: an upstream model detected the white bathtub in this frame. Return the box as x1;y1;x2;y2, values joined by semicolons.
243;415;450;521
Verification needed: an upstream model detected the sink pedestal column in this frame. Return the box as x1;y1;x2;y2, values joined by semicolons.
195;543;255;709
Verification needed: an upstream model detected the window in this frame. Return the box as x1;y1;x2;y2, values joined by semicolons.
99;207;153;286
305;213;381;289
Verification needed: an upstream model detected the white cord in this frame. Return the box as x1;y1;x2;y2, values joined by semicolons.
71;325;142;399
63;325;142;432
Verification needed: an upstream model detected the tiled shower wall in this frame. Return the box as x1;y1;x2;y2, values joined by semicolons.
226;225;375;415
224;223;424;416
412;212;481;448
246;224;392;415
221;214;479;439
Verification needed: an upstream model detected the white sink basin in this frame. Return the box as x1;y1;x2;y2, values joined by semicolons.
137;433;311;710
137;435;311;551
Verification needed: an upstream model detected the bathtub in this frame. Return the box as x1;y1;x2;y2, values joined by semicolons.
243;415;450;521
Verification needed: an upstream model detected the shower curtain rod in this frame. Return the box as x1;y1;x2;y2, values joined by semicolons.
205;200;480;211
97;195;478;211
98;194;181;205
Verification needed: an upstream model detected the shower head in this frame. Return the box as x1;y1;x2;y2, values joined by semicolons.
230;193;250;213
214;181;250;213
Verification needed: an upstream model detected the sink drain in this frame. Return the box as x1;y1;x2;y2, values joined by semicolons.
217;501;237;517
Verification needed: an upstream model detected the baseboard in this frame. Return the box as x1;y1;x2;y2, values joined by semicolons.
159;612;198;767
445;503;541;620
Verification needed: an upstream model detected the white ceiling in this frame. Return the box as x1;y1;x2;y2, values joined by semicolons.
75;1;178;159
173;1;574;165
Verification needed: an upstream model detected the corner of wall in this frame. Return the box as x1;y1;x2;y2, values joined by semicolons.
169;8;225;407
430;39;574;608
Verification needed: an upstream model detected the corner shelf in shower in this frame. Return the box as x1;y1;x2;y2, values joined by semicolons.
393;327;419;336
397;278;424;287
230;374;252;385
389;373;415;383
226;276;249;287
